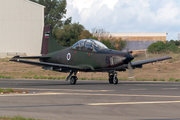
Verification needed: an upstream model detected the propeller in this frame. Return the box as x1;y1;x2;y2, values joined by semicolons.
128;61;135;79
125;42;135;79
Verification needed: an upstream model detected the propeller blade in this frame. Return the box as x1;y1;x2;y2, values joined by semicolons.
126;42;133;54
128;62;135;79
128;51;133;54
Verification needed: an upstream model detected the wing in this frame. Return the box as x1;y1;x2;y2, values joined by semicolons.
131;56;172;68
10;56;171;72
9;58;92;71
100;56;172;71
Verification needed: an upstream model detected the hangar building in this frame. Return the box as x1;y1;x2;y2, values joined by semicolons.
110;33;167;51
0;0;44;57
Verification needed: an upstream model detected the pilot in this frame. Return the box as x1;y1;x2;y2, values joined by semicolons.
79;43;84;50
76;43;80;50
92;44;96;52
89;44;97;52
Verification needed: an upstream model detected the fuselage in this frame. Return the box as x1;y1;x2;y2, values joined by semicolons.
44;47;134;70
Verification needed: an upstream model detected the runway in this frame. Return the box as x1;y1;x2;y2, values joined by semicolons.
0;79;180;120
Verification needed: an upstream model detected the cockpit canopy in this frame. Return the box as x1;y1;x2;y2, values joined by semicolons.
72;39;108;52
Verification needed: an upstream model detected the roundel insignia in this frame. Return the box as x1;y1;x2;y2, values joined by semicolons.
67;53;71;61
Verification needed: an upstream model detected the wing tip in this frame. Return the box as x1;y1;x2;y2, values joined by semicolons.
9;58;18;62
159;56;172;60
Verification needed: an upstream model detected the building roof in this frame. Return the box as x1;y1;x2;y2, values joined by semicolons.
25;0;45;8
110;33;167;37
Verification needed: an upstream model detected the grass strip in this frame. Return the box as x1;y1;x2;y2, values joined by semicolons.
0;116;41;120
1;73;179;82
0;75;13;79
169;78;175;81
22;75;66;80
0;88;29;94
5;88;14;92
159;79;165;81
87;77;107;80
0;88;3;92
175;79;180;82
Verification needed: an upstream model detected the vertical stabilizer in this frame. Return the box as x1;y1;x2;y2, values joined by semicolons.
41;25;65;56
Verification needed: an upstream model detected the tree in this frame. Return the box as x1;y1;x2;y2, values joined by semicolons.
116;38;127;51
91;28;126;50
79;30;93;39
55;22;85;46
169;40;180;46
30;0;71;29
101;39;117;50
91;27;110;40
100;38;126;50
147;41;180;54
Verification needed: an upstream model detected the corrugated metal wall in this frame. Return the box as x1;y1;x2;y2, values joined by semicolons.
126;41;157;51
0;0;44;56
110;33;166;51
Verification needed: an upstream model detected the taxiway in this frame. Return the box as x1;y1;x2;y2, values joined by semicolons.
0;79;180;120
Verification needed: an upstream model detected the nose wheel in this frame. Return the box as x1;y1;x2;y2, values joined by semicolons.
113;76;118;84
109;71;118;84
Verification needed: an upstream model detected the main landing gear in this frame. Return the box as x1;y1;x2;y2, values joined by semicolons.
70;76;78;84
108;71;118;84
66;71;118;85
66;71;78;85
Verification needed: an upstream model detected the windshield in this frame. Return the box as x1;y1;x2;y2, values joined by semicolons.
92;39;108;50
72;39;86;50
72;39;108;51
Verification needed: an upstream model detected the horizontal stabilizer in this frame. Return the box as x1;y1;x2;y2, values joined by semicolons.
12;55;51;59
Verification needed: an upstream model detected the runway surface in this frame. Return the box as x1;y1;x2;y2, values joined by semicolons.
0;79;180;120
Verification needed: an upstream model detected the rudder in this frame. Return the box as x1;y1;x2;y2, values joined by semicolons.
41;25;65;56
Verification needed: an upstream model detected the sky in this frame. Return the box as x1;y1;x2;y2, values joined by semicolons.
66;0;180;40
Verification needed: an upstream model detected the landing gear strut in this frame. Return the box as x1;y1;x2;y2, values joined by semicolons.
108;71;118;84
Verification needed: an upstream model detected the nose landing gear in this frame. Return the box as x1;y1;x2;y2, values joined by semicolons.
108;71;118;84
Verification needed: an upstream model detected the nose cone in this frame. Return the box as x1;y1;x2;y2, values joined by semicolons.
125;53;134;63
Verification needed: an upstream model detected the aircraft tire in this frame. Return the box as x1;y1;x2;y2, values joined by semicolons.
113;76;118;84
70;76;77;84
109;75;113;84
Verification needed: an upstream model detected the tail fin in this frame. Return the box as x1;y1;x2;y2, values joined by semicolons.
41;25;65;56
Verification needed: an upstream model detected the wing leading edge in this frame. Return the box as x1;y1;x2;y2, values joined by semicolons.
131;56;172;68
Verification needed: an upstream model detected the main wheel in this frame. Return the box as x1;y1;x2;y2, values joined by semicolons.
70;76;77;84
113;76;118;84
109;75;113;84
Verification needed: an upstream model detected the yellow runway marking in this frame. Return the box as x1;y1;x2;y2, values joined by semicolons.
86;101;180;106
7;88;114;92
130;89;147;91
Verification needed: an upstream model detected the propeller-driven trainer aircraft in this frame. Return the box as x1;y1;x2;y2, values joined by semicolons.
10;25;172;84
